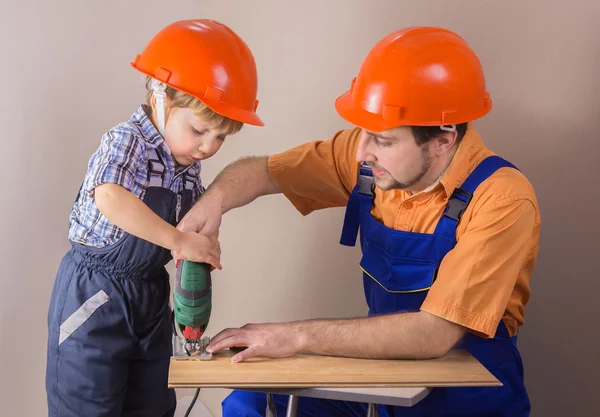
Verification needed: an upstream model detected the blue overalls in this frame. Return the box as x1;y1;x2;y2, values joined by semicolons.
46;147;198;416
222;156;530;416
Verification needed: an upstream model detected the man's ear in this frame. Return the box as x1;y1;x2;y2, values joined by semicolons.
432;131;458;155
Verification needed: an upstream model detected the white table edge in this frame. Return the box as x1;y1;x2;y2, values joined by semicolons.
248;386;432;408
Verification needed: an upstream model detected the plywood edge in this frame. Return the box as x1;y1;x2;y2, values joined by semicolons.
168;381;502;389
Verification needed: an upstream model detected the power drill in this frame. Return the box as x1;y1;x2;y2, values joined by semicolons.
172;259;212;359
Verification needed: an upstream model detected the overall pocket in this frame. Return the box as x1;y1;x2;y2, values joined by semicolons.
359;240;438;293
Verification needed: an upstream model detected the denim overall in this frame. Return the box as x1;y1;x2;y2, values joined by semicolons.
222;156;530;416
46;146;198;417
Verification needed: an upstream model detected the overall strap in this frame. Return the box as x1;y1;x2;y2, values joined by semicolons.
182;164;200;191
147;148;166;188
434;155;519;241
340;163;375;247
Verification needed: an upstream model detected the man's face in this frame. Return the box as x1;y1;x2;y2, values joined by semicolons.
355;127;435;192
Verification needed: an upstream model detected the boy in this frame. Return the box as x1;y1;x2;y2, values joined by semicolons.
45;19;263;417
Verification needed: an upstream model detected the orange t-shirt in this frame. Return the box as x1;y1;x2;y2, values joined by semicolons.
267;126;540;338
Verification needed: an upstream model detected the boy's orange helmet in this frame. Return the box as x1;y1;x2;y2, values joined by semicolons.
131;19;263;126
335;27;491;132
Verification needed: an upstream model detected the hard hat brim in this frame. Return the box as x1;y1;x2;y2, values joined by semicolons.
335;90;399;133
335;89;492;132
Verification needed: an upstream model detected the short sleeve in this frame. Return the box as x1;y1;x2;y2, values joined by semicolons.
267;128;361;215
421;196;538;338
85;128;146;196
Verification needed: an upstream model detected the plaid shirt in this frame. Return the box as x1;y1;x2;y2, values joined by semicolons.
68;105;203;248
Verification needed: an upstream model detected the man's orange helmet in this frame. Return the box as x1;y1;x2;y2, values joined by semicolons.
336;27;490;132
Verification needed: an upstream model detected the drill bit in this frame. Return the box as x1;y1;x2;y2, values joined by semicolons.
183;335;212;360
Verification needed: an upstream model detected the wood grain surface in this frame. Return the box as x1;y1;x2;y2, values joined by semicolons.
168;349;501;389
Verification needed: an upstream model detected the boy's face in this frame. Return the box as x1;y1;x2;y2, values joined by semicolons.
163;106;227;166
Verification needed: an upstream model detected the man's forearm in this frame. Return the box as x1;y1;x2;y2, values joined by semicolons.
296;311;466;360
205;156;280;214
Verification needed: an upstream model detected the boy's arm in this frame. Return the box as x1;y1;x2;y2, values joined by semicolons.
95;183;181;251
95;183;221;269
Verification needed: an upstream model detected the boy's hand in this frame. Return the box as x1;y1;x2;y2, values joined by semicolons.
172;232;222;270
177;194;222;237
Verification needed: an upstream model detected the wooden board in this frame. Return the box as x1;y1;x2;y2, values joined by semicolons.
168;349;501;389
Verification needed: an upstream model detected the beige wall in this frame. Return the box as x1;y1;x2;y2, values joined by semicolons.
1;1;598;416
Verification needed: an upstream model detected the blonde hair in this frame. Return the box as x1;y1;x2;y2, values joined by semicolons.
144;76;243;135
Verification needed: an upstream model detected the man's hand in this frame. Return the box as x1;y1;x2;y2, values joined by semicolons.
172;232;222;270
177;192;223;236
206;322;304;363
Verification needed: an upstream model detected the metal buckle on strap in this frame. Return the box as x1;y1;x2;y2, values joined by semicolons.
357;165;374;196
148;160;165;175
183;167;197;191
443;188;472;221
146;148;166;187
147;160;165;187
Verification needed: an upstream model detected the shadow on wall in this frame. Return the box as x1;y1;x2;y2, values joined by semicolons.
476;94;600;416
210;193;368;327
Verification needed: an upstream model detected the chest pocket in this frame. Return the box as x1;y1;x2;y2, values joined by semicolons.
359;239;438;293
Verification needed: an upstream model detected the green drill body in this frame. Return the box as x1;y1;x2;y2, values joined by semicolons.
173;260;212;340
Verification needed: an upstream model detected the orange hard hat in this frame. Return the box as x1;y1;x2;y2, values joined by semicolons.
131;19;263;126
335;27;491;132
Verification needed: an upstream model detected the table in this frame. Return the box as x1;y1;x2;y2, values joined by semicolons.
168;349;500;416
257;387;432;417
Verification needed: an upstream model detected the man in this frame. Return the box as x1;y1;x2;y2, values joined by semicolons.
177;26;540;416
